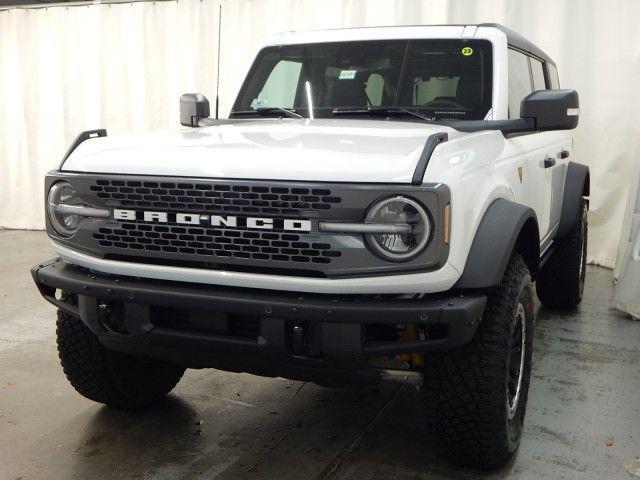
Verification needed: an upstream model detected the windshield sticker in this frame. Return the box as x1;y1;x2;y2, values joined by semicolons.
338;69;357;80
250;98;267;109
461;46;473;56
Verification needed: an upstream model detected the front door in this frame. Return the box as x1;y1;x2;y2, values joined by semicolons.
506;50;570;243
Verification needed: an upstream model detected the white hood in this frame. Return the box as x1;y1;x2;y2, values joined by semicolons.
62;119;459;183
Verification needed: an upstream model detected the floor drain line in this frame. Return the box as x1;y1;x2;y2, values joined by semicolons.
315;383;405;480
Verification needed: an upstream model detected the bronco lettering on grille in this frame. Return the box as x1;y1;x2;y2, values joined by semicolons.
113;209;312;232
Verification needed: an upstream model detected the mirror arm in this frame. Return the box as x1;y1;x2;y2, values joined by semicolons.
197;117;217;127
190;115;205;127
447;118;535;134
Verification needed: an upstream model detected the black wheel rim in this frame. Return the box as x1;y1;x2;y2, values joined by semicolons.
508;302;526;419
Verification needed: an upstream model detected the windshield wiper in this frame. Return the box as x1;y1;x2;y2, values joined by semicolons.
332;107;435;122
232;107;303;119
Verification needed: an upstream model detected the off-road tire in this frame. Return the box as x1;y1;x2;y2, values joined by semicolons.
56;310;185;409
536;199;588;310
423;254;534;470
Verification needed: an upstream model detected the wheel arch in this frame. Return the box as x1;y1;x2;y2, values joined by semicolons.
454;199;540;289
557;162;590;238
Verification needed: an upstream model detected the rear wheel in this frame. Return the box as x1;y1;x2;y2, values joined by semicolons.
57;309;185;409
536;199;588;310
423;254;534;469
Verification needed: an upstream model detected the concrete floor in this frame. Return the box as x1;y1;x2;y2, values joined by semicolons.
1;229;639;480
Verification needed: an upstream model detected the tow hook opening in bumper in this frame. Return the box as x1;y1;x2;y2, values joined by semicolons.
96;300;128;334
287;320;323;358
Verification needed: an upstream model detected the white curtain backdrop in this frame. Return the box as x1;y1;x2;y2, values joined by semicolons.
613;140;640;317
1;0;639;269
0;0;219;229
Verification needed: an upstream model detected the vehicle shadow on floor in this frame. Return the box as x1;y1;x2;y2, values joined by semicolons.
68;395;206;478
314;385;518;480
65;380;519;480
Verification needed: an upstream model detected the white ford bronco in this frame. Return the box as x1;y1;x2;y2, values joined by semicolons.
33;24;589;468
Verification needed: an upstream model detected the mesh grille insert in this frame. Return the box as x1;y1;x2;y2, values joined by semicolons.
90;179;342;215
93;222;341;264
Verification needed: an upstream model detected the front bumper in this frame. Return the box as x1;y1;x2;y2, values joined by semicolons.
32;259;486;385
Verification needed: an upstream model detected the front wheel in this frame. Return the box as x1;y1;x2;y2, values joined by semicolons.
57;310;185;409
423;254;534;469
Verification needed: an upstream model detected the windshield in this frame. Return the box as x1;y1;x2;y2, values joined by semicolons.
232;39;493;121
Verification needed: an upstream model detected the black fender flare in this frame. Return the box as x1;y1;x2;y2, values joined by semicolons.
454;199;540;289
556;162;590;238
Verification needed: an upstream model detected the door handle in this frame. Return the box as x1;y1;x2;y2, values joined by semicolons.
544;156;556;168
559;149;570;159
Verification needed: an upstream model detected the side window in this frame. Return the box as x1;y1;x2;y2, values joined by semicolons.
530;57;546;90
508;49;533;119
547;63;560;89
252;60;302;109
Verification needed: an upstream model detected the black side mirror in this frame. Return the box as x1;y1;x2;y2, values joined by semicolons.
180;93;210;127
521;89;579;131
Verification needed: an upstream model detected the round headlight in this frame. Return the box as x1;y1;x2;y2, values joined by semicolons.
48;182;82;237
365;196;431;261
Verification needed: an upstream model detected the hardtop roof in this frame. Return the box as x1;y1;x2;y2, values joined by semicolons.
479;23;555;65
271;23;555;65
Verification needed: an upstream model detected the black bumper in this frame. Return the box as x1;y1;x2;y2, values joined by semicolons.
32;259;486;385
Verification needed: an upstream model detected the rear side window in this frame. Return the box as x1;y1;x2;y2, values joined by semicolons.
508;49;533;119
547;63;560;89
530;57;546;90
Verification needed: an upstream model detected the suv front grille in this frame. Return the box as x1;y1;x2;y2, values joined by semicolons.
90;179;342;216
47;173;449;278
93;222;342;264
